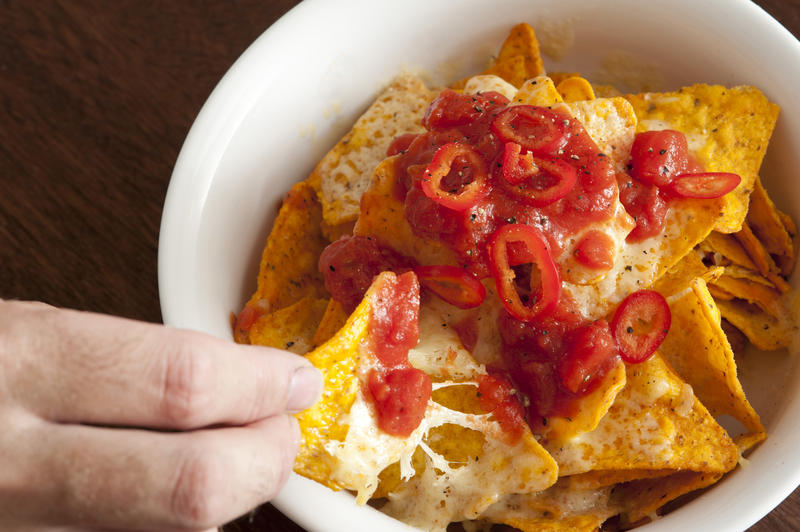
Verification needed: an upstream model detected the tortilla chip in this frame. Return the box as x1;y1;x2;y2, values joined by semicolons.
747;177;795;275
547;353;739;477
495;23;546;81
626;84;779;233
652;249;721;298
294;288;371;489
463;74;518;100
711;272;782;317
312;299;349;347
658;277;764;435
734;222;791;293
542;361;626;443
556;76;596;102
698;231;757;270
248;297;329;354
512;75;563;106
735;430;767;454
565;469;672;491
717;298;792;351
548;71;581;86
617;470;723;526
315;74;435;227
298;273;557;530
244;180;329;317
483;53;530;89
480;480;617;531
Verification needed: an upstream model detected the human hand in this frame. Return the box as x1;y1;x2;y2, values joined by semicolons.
0;299;322;532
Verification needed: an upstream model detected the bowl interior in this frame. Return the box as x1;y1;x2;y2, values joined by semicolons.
159;1;800;530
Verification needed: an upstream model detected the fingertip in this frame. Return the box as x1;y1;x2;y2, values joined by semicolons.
286;365;323;413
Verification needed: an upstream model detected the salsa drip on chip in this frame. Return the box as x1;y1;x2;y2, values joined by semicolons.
234;22;796;532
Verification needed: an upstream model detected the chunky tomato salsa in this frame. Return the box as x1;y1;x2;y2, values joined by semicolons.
320;88;738;437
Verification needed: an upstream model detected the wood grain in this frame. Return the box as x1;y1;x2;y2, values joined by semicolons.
0;1;797;531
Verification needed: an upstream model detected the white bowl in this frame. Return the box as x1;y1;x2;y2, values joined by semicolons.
159;1;800;530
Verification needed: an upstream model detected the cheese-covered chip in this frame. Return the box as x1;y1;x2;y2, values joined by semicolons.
247;296;328;354
626;84;779;233
547;354;739;477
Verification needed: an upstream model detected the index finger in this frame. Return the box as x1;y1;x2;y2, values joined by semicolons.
2;301;323;429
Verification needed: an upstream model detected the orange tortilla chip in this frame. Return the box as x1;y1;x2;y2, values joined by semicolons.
312;298;349;347
294;289;371;488
248;297;329;354
512;75;563;106
483;53;530;88
658;277;764;435
542;361;626;443
626;84;779;234
698;231;757;271
556;76;596;102
747;177;795;275
245;180;328;315
547;353;739;477
652;249;720;297
495;23;545;81
711;272;782;318
565;469;671;491
734;222;791;293
617;470;723;526
717;298;793;351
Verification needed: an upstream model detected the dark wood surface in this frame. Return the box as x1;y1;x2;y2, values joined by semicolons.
2;1;798;531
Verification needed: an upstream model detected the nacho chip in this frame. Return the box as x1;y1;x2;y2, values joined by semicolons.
652;249;721;297
626;84;779;233
480;480;618;531
617;470;723;526
297;273;557;531
542;362;626;444
463;74;518;100
244;180;328;318
315;74;435;228
312;298;349;347
658;277;764;435
481;54;531;89
248;296;329;354
711;272;782;317
547;353;739;477
747;177;795;275
734;222;791;293
495;22;546;81
556;76;596;102
512;75;564;106
698;230;757;270
717;298;792;351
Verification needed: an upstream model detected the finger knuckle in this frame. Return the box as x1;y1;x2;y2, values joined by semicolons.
160;337;215;427
169;449;225;528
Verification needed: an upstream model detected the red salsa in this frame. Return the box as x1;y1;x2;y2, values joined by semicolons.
366;271;431;437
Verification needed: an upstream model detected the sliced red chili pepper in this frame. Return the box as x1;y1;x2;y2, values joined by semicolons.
501;142;577;206
490;106;569;155
629;130;690;187
667;172;741;199
419;143;488;211
611;290;671;363
415;265;486;309
487;224;561;322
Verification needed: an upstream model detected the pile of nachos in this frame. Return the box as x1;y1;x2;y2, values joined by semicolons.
233;23;799;531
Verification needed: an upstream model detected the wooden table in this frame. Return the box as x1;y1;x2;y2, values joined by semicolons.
2;1;798;531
